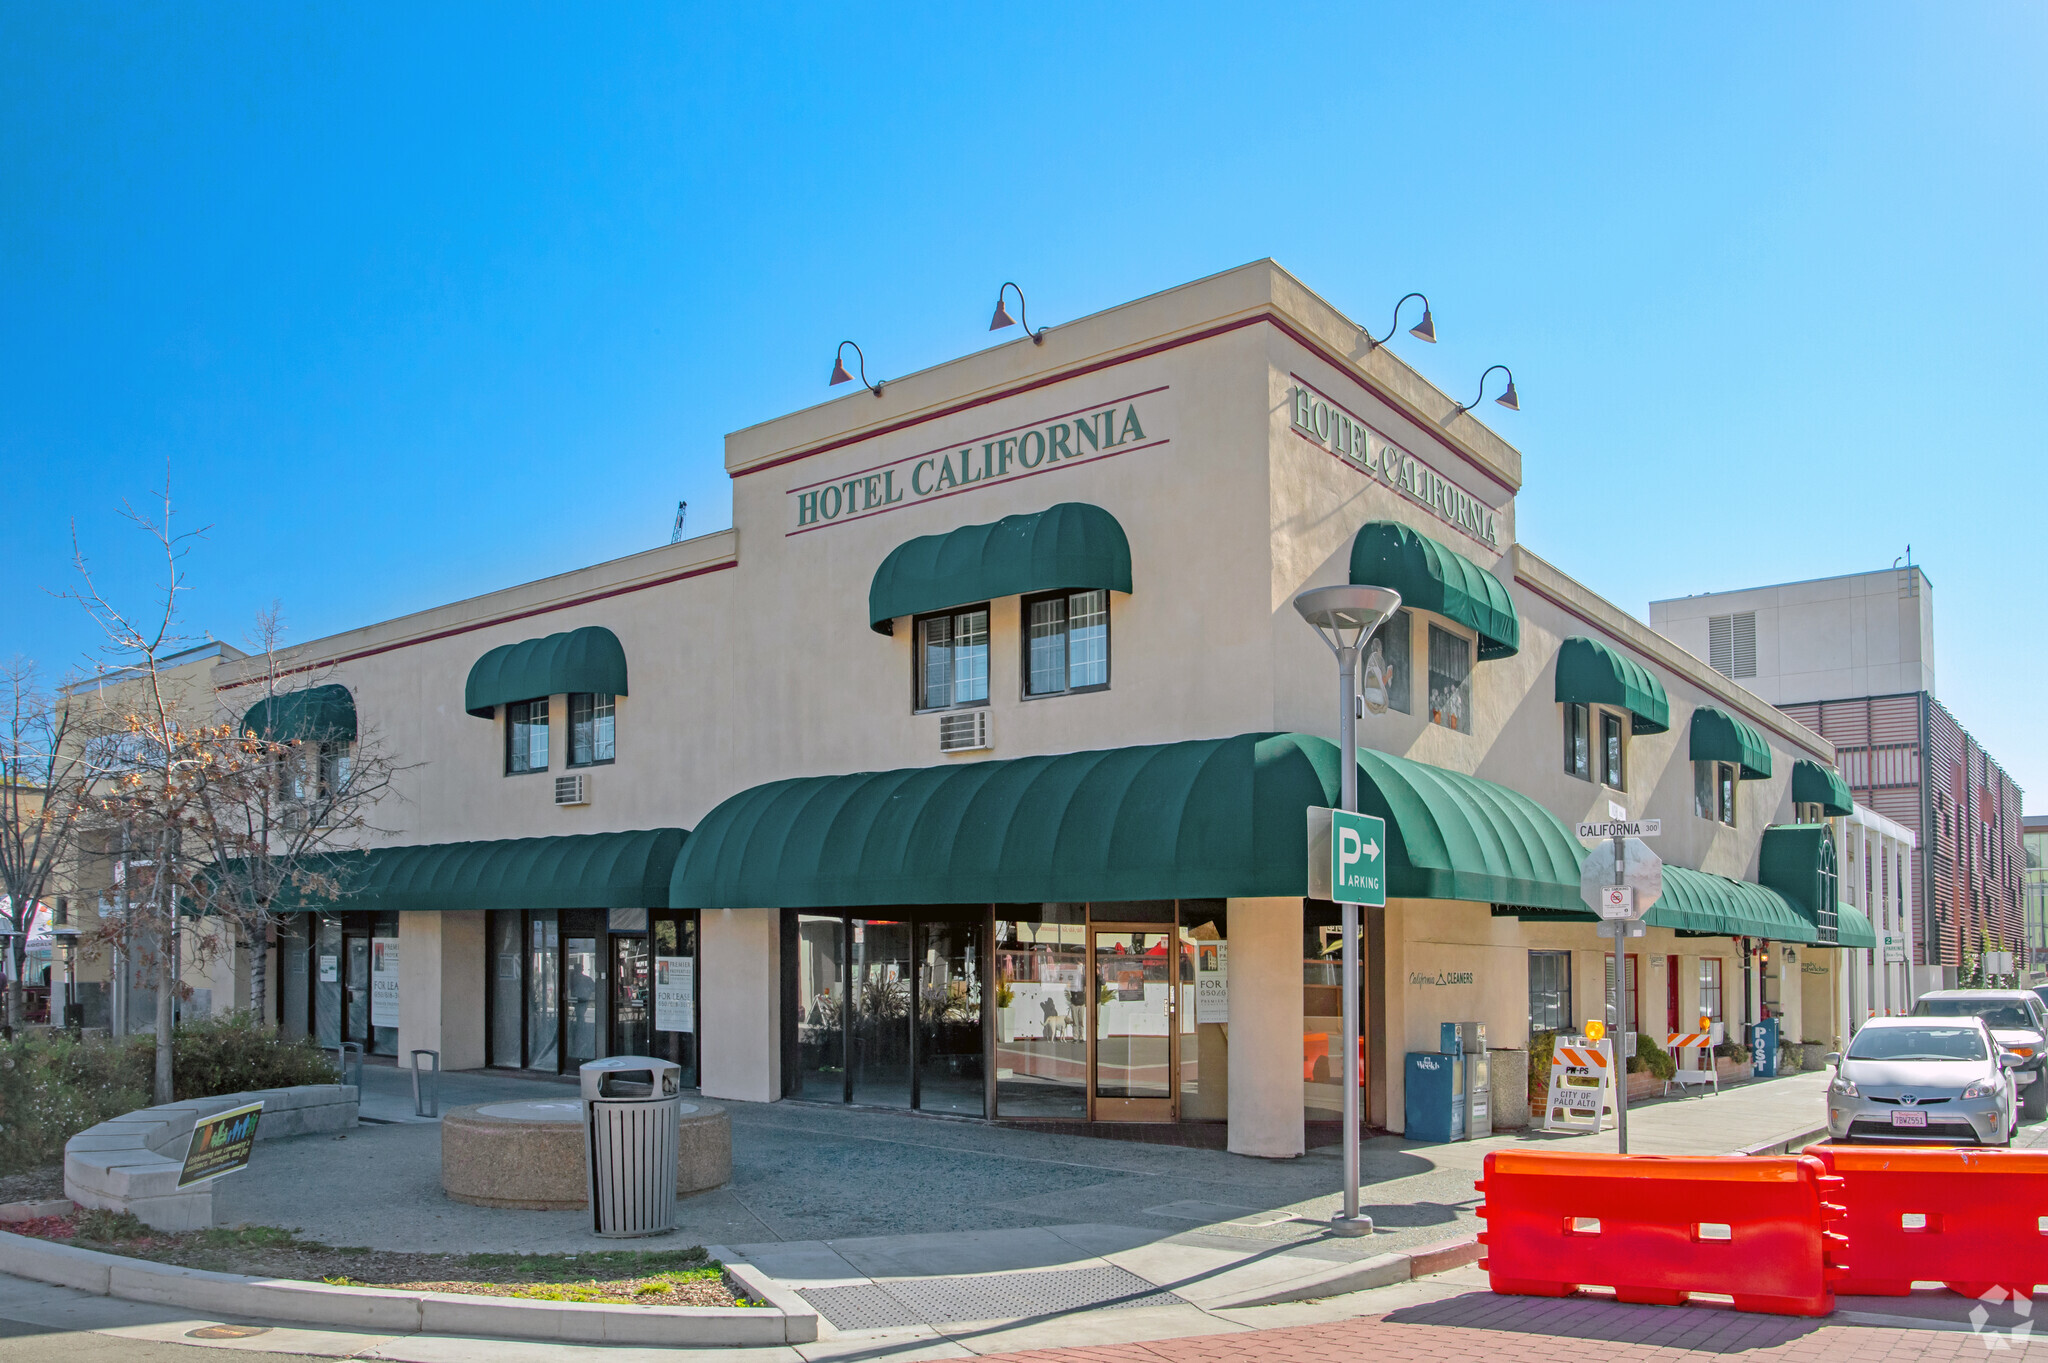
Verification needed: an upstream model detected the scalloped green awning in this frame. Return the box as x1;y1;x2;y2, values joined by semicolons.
1760;823;1840;943
868;502;1132;634
669;733;1583;911
1689;706;1773;779
1650;865;1818;943
1349;521;1519;660
1793;759;1853;816
240;684;357;743
1836;902;1878;949
1553;637;1670;734
464;625;628;718
268;828;686;912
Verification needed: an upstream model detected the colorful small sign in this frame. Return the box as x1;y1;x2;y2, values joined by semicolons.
177;1101;263;1188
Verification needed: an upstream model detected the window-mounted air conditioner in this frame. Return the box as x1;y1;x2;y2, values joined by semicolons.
939;709;990;754
555;773;590;806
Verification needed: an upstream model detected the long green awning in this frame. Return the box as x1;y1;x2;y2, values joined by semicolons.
1836;902;1878;949
465;626;628;718
1793;759;1854;816
868;502;1132;634
240;684;357;743
1760;823;1840;943
1689;706;1773;779
669;733;1583;911
1349;521;1519;660
1650;865;1818;943
1553;637;1670;734
271;828;685;912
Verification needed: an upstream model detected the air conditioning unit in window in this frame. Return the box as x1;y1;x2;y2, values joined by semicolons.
555;773;590;806
938;709;990;754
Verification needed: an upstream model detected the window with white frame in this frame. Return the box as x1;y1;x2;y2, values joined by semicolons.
1023;590;1110;697
916;606;990;711
506;698;549;775
1698;957;1724;1021
1362;609;1412;715
568;692;615;767
1695;760;1737;826
1427;624;1472;732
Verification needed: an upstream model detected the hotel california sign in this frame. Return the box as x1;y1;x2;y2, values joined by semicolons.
1288;381;1501;549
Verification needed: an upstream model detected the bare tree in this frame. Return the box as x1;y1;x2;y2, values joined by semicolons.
183;607;407;1023
0;660;113;1028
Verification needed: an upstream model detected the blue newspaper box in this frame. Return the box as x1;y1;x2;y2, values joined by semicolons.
1751;1017;1780;1078
1405;1051;1466;1142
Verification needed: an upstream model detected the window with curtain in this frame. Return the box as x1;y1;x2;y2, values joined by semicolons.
1528;950;1572;1036
1601;711;1626;789
505;698;549;774
1362;610;1412;715
1696;760;1737;826
1427;624;1471;732
1023;589;1110;697
1564;704;1591;781
1605;952;1639;1033
568;692;615;767
915;607;990;710
1698;958;1724;1021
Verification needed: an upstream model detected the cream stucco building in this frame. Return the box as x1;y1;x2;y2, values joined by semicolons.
75;262;1875;1151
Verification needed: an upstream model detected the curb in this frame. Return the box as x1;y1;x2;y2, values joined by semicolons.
1732;1126;1829;1157
0;1230;819;1347
1202;1233;1483;1309
0;1199;72;1223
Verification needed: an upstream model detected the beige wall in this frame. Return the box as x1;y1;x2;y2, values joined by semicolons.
700;907;779;1102
1225;897;1304;1157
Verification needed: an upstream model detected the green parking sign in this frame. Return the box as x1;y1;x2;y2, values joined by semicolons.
1330;809;1387;906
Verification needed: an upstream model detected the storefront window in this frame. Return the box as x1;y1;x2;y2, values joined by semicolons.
795;915;846;1101
994;905;1086;1119
851;918;913;1107
563;921;599;1067
1606;952;1639;1035
1428;625;1471;731
1178;901;1227;1121
916;608;990;710
489;910;522;1066
651;914;699;1086
1699;958;1724;1021
916;918;984;1114
1303;902;1363;1132
527;911;559;1072
1528;950;1572;1036
313;915;341;1048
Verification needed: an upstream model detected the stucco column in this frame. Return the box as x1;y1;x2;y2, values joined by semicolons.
397;911;485;1071
1226;897;1303;1158
700;907;782;1103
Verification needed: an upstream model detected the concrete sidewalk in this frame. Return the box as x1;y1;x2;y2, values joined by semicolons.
200;1062;1857;1339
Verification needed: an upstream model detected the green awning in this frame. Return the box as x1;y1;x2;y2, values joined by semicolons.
1649;865;1818;944
1836;902;1878;949
1553;637;1670;734
1759;823;1841;944
465;626;628;718
240;684;357;743
868;502;1132;634
271;828;685;912
1689;706;1773;779
1793;759;1853;816
670;733;1583;911
1349;521;1519;660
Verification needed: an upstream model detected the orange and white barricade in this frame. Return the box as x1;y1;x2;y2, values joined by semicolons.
1542;1037;1614;1133
1663;1032;1718;1096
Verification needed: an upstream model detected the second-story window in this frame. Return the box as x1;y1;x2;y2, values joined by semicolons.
916;606;990;711
1695;760;1737;826
568;692;615;767
1564;703;1591;780
1427;624;1472;732
1362;609;1412;715
1600;711;1626;789
1024;590;1110;698
506;698;549;774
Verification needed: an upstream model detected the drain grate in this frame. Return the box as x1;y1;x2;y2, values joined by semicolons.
800;1265;1183;1329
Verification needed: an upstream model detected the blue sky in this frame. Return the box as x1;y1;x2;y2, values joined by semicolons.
4;4;2043;796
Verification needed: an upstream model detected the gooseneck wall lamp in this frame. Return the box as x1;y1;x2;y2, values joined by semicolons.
988;282;1045;344
1369;292;1436;348
1448;364;1519;420
828;341;883;396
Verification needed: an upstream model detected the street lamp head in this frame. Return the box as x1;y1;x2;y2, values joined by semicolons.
1293;584;1402;656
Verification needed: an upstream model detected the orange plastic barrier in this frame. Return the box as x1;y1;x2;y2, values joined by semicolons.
1808;1145;2048;1299
1476;1150;1848;1316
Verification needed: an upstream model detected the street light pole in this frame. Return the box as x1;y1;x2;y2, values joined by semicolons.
1293;583;1401;1238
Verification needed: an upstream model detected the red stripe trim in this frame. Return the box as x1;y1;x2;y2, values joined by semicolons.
734;312;1518;497
1512;574;1830;762
215;559;739;693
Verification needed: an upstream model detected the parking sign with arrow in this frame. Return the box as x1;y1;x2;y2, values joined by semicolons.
1307;807;1388;907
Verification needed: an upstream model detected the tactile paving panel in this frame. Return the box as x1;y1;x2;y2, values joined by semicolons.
800;1265;1184;1329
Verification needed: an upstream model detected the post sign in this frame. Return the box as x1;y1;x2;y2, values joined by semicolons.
1307;807;1387;906
177;1101;263;1188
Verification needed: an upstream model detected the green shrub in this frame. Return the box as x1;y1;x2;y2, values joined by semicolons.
1630;1031;1676;1081
1527;1030;1557;1104
170;1012;338;1101
0;1014;337;1176
1713;1039;1750;1064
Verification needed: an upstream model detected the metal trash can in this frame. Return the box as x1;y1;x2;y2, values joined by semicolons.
579;1056;682;1237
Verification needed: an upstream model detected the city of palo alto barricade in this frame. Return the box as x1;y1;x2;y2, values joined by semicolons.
1476;1149;1850;1316
1542;1035;1614;1133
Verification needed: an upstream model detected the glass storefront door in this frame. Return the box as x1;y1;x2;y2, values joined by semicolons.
1089;925;1177;1121
850;918;913;1107
563;928;600;1068
915;918;984;1115
650;913;698;1085
344;934;370;1051
610;934;651;1057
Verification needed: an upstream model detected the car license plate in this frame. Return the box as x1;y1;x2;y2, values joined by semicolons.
1892;1110;1929;1128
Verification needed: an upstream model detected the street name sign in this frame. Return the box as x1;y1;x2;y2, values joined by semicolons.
1576;819;1661;840
1306;807;1388;907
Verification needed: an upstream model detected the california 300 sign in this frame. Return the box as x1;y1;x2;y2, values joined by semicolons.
1307;808;1388;907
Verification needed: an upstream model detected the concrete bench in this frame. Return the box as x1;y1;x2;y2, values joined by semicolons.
64;1084;357;1231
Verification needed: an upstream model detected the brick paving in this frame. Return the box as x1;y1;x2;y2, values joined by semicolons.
968;1291;1987;1362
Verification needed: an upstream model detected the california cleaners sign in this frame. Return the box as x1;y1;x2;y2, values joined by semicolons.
787;389;1164;534
1289;379;1500;549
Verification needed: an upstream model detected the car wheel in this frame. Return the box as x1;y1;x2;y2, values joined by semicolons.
2025;1075;2048;1122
